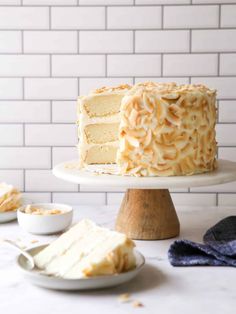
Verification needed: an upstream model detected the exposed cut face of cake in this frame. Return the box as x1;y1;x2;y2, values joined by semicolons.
77;82;217;177
77;84;131;166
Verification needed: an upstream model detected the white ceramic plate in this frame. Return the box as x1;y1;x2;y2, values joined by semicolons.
0;210;17;223
0;199;32;224
17;244;145;291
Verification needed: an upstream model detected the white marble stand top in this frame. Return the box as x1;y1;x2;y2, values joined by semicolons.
0;205;236;314
53;159;236;188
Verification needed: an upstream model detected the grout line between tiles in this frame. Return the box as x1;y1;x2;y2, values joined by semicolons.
50;100;53;123
50;145;53;168
105;6;108;29
105;192;108;206
219;4;221;28
1;4;234;7
77;30;80;53
49;6;51;30
0;52;236;56
218;53;220;76
161;5;164;29
189;29;192;53
133;30;135;53
3;73;236;78
160;54;163;77
0;27;236;32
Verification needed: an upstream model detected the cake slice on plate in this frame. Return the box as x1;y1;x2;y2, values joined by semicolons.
34;219;136;279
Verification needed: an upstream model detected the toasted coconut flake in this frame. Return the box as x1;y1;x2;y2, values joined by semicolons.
118;293;131;303
132;301;144;308
30;239;39;244
126;135;140;148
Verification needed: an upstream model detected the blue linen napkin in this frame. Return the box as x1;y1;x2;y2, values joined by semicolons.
168;216;236;267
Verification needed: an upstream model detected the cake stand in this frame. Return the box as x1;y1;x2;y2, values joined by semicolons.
53;159;236;240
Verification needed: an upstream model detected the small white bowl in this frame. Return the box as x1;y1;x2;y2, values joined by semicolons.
17;203;73;235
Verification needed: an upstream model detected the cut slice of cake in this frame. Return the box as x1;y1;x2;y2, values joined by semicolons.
34;219;136;279
77;84;131;167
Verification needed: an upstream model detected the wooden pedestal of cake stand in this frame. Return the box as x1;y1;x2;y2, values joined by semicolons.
53;159;236;240
115;189;180;240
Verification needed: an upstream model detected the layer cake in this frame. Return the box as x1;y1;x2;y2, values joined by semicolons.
77;82;217;177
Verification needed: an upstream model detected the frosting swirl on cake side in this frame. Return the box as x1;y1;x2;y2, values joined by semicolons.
116;83;217;176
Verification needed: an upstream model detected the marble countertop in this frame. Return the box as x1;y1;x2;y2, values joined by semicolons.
0;205;236;314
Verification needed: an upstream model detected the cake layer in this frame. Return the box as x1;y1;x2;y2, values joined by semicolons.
85;123;119;144
83;94;123;118
85;144;118;164
34;219;136;279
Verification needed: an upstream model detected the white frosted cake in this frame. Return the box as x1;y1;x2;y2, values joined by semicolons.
34;219;136;279
77;82;217;177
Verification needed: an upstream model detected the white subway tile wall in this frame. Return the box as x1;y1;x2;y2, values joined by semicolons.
220;54;236;75
0;1;235;206
52;55;106;77
51;7;105;29
24;31;78;53
107;54;161;76
79;31;133;53
163;54;218;76
164;5;219;29
135;30;190;53
0;31;21;53
52;147;77;166
52;101;76;123
0;7;49;29
107;7;162;29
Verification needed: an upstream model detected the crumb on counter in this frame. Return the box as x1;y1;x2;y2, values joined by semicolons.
118;293;131;303
30;239;39;244
132;301;144;308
